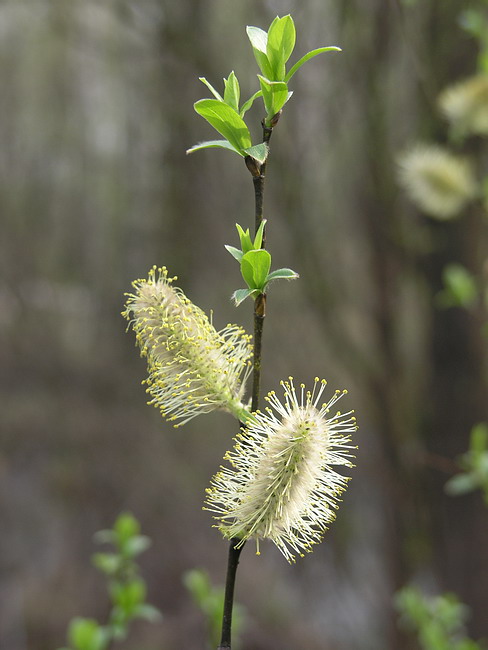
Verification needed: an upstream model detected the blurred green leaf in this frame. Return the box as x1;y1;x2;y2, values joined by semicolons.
395;586;483;650
183;568;246;650
445;472;478;496
437;264;478;309
68;619;107;650
92;552;122;576
134;603;163;623
93;529;115;545
125;535;151;557
183;569;212;607
114;513;140;546
111;578;146;614
470;422;488;455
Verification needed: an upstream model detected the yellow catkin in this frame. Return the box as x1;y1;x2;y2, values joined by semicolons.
123;267;253;426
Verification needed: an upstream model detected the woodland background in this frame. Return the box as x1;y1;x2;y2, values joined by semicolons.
1;0;487;649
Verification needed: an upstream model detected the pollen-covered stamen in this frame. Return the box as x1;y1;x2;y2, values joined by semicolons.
206;377;357;563
123;266;253;426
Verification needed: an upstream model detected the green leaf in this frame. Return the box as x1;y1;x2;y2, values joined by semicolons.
183;569;212;606
225;245;243;262
285;46;342;82
125;535;151;557
199;77;223;101
470;423;488;454
240;90;263;117
253;219;267;249
186;139;242;156
246;25;268;53
445;472;478;496
265;268;299;282
93;529;115;545
223;71;240;112
114;513;140;546
438;264;478;308
267;15;296;81
232;288;257;306
68;618;107;650
246;26;274;79
258;76;289;120
111;579;146;613
243;143;269;164
194;99;252;153
134;603;163;622
241;250;272;290
236;224;253;254
92;552;122;576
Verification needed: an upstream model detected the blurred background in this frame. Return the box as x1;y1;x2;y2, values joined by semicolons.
1;0;487;648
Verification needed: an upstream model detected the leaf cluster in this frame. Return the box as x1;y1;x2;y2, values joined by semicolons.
59;513;161;650
225;222;298;305
187;15;340;161
395;586;485;650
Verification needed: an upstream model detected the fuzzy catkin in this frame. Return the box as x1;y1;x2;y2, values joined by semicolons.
206;378;357;562
124;266;253;427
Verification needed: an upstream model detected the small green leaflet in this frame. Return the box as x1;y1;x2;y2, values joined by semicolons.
241;249;272;290
186;139;242;156
225;245;243;262
199;77;223;101
223;71;240;113
232;288;257;306
236;224;253;254
243;143;268;164
266;268;299;282
253;219;266;249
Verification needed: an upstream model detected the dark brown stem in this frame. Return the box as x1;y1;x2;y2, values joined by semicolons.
251;293;266;413
249;121;273;413
217;539;245;649
218;120;275;650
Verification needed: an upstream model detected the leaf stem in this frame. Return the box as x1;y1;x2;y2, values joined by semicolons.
217;539;245;649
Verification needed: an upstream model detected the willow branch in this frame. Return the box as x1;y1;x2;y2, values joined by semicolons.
218;118;276;650
250;120;274;413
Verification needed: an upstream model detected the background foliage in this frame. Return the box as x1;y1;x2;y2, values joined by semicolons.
1;1;487;649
